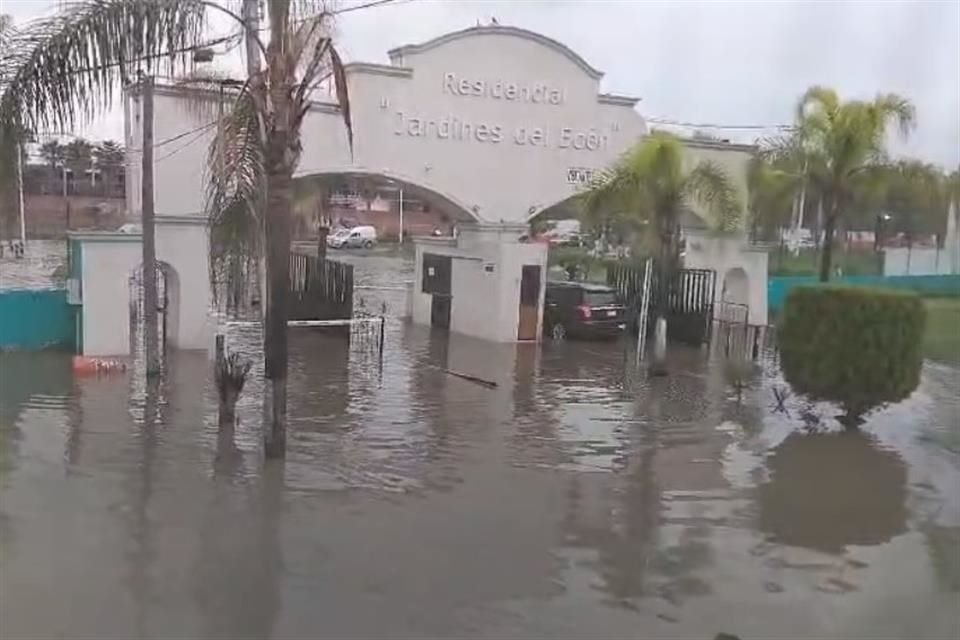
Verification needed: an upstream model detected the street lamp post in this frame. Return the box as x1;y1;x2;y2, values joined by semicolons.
398;186;404;244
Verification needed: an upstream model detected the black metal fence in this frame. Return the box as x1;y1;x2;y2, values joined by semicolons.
288;252;353;324
607;262;717;345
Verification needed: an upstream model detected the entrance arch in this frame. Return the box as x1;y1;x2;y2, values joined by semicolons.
719;266;749;323
722;267;749;305
128;260;181;352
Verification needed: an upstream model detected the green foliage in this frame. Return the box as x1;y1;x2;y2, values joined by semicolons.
769;247;881;277
779;286;925;423
548;246;593;281
748;154;800;242
923;297;960;363
762;86;916;281
585;132;742;236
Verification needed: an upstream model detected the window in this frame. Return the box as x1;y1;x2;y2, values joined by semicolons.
584;291;617;307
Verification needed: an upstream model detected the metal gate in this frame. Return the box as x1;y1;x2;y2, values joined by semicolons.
288;252;354;324
607;263;717;345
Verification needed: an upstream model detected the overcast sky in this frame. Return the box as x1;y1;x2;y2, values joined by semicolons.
6;0;960;168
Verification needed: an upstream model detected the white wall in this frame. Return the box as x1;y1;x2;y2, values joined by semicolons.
883;247;960;276
683;230;769;326
75;219;211;356
154;219;212;349
134;26;649;225
411;225;547;342
81;238;141;356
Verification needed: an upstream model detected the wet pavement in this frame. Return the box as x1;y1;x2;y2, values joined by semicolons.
1;249;959;638
0;240;67;291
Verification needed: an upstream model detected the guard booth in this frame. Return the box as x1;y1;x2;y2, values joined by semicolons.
409;223;547;342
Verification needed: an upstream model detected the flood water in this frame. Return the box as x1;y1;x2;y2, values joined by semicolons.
1;249;959;638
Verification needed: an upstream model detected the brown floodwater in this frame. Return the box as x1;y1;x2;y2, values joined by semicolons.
1;249;958;639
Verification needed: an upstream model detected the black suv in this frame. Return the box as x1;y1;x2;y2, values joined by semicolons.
544;281;627;340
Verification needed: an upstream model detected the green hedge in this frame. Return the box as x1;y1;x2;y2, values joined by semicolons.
779;286;925;425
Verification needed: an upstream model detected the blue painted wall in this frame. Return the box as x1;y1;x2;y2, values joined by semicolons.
0;289;76;351
769;275;960;315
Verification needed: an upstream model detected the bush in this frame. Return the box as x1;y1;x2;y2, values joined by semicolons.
779;286;925;425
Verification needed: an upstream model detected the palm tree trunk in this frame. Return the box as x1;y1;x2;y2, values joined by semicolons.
818;197;839;282
262;160;292;459
650;221;676;374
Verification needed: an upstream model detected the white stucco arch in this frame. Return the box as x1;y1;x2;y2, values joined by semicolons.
127;24;657;227
722;267;749;306
683;230;769;327
129;259;181;349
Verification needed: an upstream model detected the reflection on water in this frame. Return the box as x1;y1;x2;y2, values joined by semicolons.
1;251;959;638
759;431;908;554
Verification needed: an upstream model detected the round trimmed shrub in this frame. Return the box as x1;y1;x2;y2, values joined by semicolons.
779;286;926;425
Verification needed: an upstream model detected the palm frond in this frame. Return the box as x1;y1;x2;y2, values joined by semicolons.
205;84;265;304
0;0;207;137
871;92;916;139
684;161;742;231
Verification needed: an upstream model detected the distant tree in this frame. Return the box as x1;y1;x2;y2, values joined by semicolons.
747;154;800;242
765;86;916;281
63;138;94;192
94;140;124;196
882;161;949;238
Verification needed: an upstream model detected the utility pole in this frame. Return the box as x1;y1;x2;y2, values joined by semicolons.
243;0;260;78
141;73;160;377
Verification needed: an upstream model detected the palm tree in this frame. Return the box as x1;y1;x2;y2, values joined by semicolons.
0;0;352;459
94;140;124;197
63;138;94;193
584;132;741;371
767;86;915;281
747;154;801;244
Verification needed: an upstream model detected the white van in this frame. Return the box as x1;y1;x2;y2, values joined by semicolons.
327;225;377;249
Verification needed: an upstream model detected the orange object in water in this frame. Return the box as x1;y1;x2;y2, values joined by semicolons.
72;356;126;376
72;356;99;375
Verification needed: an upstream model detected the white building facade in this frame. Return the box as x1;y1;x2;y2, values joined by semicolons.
70;24;763;354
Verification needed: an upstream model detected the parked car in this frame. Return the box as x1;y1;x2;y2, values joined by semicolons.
327;225;377;249
544;281;626;340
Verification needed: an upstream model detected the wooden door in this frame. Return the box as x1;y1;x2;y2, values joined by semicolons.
517;265;541;340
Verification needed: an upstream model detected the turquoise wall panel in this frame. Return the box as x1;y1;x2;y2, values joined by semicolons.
769;275;960;315
0;289;75;350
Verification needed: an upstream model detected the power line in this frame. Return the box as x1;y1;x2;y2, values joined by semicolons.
153;121;218;150
154;122;217;163
647;117;795;131
334;0;413;14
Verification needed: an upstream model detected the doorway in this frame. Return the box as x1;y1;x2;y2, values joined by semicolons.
517;264;541;340
423;252;452;331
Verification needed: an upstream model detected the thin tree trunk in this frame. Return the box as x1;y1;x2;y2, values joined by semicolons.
650;219;675;375
262;161;293;459
141;75;160;376
819;197;839;283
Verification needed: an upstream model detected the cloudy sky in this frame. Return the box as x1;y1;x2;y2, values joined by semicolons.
6;0;960;168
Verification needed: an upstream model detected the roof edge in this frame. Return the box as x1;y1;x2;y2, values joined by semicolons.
344;62;413;78
388;25;604;81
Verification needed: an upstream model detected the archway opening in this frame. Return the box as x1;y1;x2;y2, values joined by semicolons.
290;170;479;243
719;266;749;322
128;261;181;356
